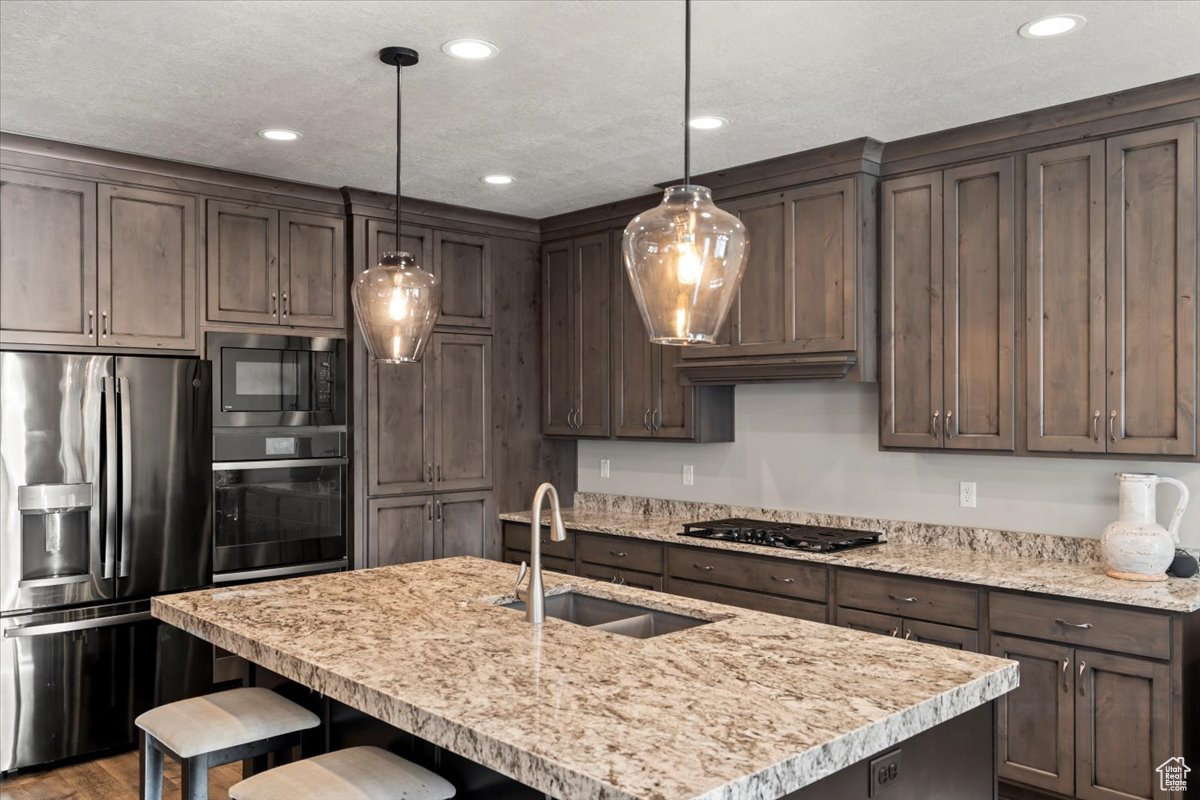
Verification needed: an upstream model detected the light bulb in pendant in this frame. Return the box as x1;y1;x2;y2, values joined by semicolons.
388;286;408;320
676;240;703;285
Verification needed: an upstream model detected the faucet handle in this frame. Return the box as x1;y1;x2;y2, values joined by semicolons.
515;561;529;599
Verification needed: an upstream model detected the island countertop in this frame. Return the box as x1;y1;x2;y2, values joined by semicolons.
153;557;1017;800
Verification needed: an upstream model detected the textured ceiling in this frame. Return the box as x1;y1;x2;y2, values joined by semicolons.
1;0;1197;218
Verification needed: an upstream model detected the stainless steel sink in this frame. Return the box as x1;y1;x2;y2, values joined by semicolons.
498;591;709;638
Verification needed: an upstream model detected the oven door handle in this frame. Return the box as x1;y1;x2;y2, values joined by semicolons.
212;457;349;470
212;559;349;584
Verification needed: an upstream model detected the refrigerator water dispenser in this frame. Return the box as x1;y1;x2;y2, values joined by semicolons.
17;483;93;586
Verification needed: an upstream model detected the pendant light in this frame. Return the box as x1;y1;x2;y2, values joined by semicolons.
352;47;441;364
621;0;748;345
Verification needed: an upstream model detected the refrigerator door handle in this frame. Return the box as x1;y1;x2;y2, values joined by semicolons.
102;376;118;580
3;610;152;638
118;377;133;579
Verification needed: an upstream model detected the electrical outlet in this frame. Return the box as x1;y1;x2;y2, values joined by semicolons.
959;481;977;508
682;465;694;486
869;749;902;796
599;459;611;479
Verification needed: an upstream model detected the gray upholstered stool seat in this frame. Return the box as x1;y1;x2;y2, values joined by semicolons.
228;746;456;800
135;687;320;800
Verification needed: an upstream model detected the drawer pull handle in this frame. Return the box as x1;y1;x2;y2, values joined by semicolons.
694;563;714;571
770;576;794;584
1055;618;1093;630
610;550;628;558
889;594;917;603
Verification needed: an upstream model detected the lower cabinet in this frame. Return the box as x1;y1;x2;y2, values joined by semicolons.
368;491;494;567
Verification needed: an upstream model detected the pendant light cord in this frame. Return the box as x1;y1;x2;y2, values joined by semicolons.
683;0;691;187
395;62;403;233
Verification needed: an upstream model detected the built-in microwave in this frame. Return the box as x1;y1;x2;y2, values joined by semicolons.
207;332;345;428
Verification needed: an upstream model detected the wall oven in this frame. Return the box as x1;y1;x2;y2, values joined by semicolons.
208;332;344;429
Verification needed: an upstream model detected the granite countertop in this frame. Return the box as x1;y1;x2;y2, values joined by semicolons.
153;557;1017;800
499;508;1200;613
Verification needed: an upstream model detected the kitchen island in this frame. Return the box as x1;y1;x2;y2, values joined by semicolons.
153;557;1017;799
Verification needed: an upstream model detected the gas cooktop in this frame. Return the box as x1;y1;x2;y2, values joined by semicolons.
679;518;883;553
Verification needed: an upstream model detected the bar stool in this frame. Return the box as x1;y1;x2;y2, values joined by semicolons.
228;746;456;799
135;687;320;800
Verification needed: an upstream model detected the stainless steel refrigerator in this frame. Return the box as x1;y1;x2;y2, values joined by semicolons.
0;353;213;772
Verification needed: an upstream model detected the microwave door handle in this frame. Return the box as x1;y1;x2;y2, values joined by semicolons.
102;377;118;580
118;377;133;579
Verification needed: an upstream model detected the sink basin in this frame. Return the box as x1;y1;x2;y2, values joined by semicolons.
499;591;709;639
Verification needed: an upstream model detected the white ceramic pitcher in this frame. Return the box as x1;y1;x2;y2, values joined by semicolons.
1101;473;1190;582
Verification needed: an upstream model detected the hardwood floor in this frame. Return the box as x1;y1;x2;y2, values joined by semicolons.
0;749;243;800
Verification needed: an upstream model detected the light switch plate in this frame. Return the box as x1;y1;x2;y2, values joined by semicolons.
600;459;611;479
959;481;977;508
683;465;694;486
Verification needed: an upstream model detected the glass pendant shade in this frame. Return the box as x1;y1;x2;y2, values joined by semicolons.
351;251;441;363
622;185;748;344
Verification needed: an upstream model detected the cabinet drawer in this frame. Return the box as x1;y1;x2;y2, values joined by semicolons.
988;592;1170;660
837;607;901;637
837;571;977;628
501;522;575;560
903;619;979;652
578;562;663;592
665;546;827;602
502;548;574;576
668;578;826;623
577;533;662;574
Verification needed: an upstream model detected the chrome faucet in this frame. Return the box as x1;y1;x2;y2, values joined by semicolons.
516;482;566;624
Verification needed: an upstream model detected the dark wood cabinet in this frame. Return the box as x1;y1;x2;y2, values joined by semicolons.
436;491;495;559
881;159;1015;451
541;234;611;437
610;230;734;441
835;570;980;651
206;200;343;329
370;491;494;565
368;332;491;496
1026;141;1107;454
902;619;978;650
434;231;491;329
837;607;901;638
366;219;434;272
280;211;345;328
992;634;1076;796
0;170;97;347
1105;123;1197;457
99;185;196;350
677;174;878;383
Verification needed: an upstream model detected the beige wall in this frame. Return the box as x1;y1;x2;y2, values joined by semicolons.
577;383;1200;543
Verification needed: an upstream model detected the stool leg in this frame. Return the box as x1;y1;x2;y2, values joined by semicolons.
180;754;208;800
138;731;163;800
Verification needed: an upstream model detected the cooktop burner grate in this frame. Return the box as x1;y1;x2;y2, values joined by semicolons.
679;518;882;553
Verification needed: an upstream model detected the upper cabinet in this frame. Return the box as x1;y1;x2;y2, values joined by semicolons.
542;233;611;437
677;174;879;383
1;170;197;351
206;200;344;329
1026;124;1196;457
881;158;1016;451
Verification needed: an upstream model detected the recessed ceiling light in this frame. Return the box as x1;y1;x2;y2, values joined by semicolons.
257;129;301;141
442;39;499;60
688;116;728;130
481;174;514;185
1018;14;1086;38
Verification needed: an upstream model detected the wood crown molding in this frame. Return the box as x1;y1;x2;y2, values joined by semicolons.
340;186;540;241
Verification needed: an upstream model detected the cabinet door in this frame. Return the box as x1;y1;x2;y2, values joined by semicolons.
280;211;344;329
881;171;944;448
0;170;97;346
730;192;789;347
901;619;978;651
1026;142;1107;453
368;357;432;495
1105;123;1197;456
433;231;491;328
206;201;279;325
791;177;858;353
365;219;434;271
369;496;433;566
99;185;196;350
1075;649;1171;800
542;241;574;435
431;334;492;492
653;345;695;440
573;233;612;436
943;158;1016;451
991;634;1074;796
435;491;494;559
612;234;654;437
836;607;901;637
